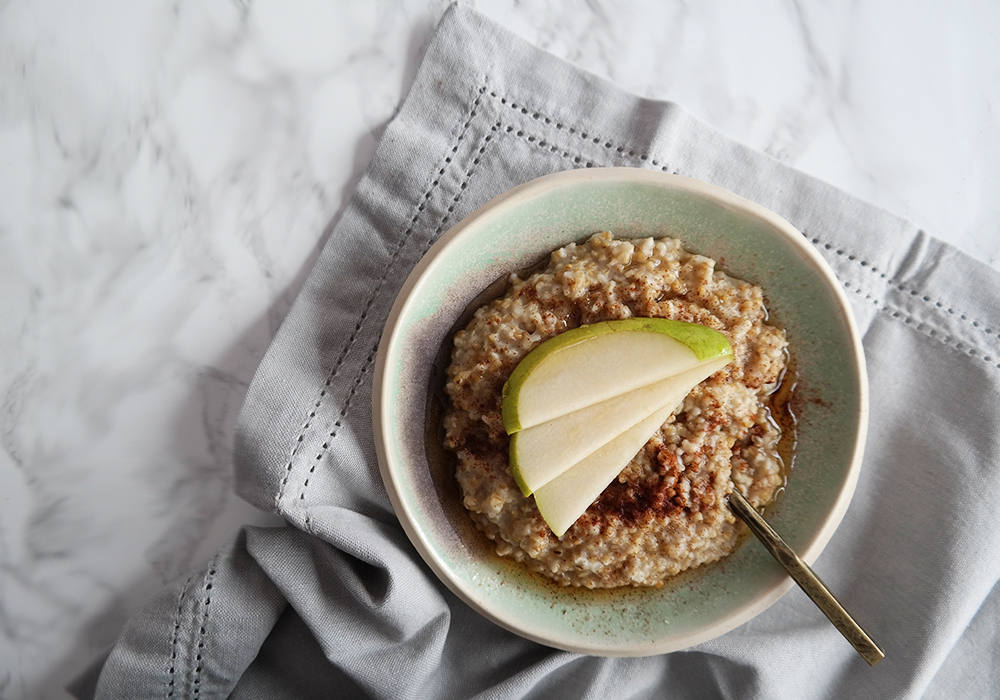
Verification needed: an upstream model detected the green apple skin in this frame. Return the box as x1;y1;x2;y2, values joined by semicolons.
501;318;732;435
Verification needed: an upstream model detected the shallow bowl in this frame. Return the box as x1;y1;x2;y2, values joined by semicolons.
373;168;867;656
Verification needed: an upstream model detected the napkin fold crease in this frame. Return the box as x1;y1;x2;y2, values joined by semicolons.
88;5;1000;699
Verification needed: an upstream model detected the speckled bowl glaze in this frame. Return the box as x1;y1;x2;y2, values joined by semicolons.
373;168;867;656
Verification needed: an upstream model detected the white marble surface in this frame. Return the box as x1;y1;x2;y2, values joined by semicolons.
1;1;997;697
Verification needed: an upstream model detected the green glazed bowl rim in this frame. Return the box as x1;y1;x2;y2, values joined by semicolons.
373;167;868;656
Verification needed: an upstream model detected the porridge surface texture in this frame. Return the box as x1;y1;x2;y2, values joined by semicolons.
443;232;788;588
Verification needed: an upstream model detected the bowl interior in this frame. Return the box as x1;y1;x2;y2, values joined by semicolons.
375;169;866;656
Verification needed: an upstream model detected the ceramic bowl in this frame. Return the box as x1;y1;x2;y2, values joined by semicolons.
373;168;867;656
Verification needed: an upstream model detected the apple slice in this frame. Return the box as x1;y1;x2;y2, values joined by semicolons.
503;319;733;497
530;357;731;536
502;318;732;434
510;358;729;496
534;402;677;538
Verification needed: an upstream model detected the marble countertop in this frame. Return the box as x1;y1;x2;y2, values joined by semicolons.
2;1;997;697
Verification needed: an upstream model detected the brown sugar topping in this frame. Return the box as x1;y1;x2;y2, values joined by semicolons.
586;437;721;527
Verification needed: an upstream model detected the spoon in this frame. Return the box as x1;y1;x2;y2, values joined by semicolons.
727;487;885;666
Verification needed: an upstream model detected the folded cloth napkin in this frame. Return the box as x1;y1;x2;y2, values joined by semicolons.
89;5;1000;699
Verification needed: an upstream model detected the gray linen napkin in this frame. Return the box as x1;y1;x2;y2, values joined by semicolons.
91;6;1000;699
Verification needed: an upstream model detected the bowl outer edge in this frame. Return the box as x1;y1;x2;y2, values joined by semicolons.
372;167;869;655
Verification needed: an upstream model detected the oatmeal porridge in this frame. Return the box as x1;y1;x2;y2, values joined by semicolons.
443;232;788;588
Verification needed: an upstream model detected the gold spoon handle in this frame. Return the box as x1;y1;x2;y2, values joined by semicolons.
727;488;885;666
